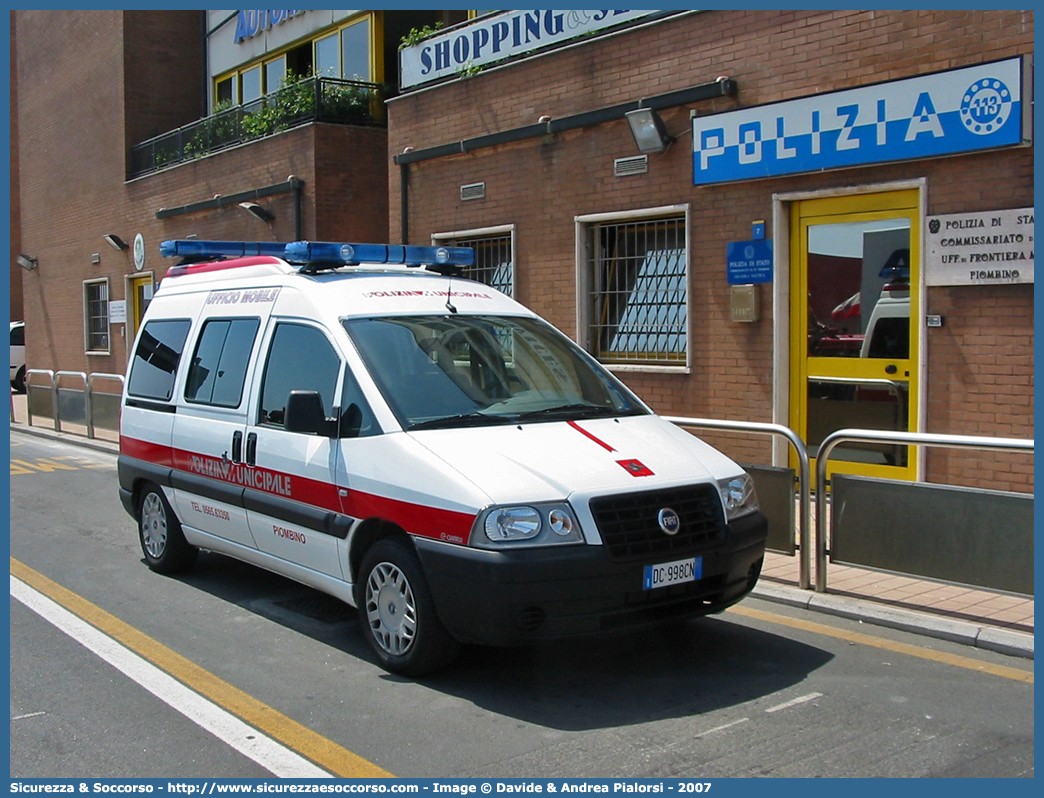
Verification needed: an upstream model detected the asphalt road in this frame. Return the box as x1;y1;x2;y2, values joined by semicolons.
9;429;1034;779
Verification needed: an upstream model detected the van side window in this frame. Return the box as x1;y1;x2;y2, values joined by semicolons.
259;323;340;428
127;319;191;401
185;318;261;407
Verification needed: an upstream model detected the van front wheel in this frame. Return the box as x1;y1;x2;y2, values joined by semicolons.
356;538;459;676
138;483;197;574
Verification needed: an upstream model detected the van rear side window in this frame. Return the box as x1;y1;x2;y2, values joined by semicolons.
128;319;191;401
185;318;260;407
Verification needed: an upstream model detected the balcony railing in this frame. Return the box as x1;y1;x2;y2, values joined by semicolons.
130;77;386;178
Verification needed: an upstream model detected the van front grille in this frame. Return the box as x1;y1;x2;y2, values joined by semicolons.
589;484;726;562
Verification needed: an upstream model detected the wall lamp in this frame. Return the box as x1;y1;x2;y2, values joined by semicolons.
16;254;37;271
103;234;129;251
625;107;675;154
239;201;275;223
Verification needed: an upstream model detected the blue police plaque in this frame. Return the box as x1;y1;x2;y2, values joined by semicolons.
727;239;773;284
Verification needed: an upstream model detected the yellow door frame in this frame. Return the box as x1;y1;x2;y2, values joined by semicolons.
789;188;921;482
128;273;154;343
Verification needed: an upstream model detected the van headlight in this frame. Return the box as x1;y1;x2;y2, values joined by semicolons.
718;474;759;521
471;503;584;549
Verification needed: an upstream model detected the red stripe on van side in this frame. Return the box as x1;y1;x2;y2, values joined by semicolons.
342;492;474;545
120;435;175;467
121;436;475;543
170;447;342;512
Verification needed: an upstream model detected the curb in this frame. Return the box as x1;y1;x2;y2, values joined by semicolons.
11;422;121;456
752;581;1034;660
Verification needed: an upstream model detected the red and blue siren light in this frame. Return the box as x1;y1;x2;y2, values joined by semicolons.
283;241;474;267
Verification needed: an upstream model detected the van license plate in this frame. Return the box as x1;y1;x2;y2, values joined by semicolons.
643;556;702;590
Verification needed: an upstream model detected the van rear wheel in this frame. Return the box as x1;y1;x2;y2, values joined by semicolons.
356;538;459;677
138;482;197;574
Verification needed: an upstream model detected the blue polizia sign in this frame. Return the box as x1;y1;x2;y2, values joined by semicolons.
693;56;1030;185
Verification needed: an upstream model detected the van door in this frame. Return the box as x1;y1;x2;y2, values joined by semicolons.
170;315;264;549
122;317;194;493
244;320;347;579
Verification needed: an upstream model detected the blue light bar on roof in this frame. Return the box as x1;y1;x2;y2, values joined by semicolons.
284;240;475;267
160;240;288;259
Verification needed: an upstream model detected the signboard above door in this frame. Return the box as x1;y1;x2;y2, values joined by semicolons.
693;56;1031;185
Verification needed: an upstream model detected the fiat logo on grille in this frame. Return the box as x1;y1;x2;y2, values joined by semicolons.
657;508;681;536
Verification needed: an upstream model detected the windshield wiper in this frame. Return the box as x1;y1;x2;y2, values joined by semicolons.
512;403;618;422
407;412;512;431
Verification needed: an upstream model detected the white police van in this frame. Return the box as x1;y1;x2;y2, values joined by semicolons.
118;240;767;675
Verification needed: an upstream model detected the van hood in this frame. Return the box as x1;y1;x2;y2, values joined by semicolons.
409;414;743;505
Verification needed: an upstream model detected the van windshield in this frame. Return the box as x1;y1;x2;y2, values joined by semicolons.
342;315;647;431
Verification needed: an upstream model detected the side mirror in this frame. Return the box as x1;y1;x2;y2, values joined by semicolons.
284;390;333;436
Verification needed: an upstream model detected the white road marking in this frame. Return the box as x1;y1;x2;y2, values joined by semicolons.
694;717;750;738
765;692;824;713
11;574;331;778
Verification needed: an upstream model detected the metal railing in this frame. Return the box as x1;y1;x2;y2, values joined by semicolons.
15;371;1032;596
24;369;124;439
129;77;387;178
665;416;812;589
815;429;1034;592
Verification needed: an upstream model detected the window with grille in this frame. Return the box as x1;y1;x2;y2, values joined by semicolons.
586;216;687;365
84;279;110;354
435;229;514;297
459;234;513;296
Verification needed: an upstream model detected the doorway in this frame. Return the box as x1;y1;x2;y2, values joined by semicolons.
129;273;155;344
789;190;920;481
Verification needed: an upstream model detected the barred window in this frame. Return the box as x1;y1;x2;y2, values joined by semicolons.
586;216;687;365
434;227;514;297
84;279;110;354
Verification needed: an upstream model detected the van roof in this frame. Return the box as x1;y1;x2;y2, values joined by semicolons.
155;250;529;320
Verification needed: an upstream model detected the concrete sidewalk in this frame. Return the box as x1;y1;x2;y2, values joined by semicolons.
9;391;1033;659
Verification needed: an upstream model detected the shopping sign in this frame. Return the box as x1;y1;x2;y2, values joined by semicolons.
399;10;662;89
693;56;1030;185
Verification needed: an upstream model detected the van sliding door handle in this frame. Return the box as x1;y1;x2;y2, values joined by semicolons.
246;432;257;467
231;431;243;463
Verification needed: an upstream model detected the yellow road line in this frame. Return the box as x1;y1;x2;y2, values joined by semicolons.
10;557;394;777
728;604;1034;684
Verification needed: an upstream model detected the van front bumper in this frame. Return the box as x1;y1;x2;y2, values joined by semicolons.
413;510;767;647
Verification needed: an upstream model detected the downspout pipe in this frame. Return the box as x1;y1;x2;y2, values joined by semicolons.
400;163;409;245
293;179;303;240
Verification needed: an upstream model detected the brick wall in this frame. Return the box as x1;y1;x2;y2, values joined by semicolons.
16;10;129;378
387;9;1034;490
9;14;23;322
14;10;388;381
122;11;205;156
